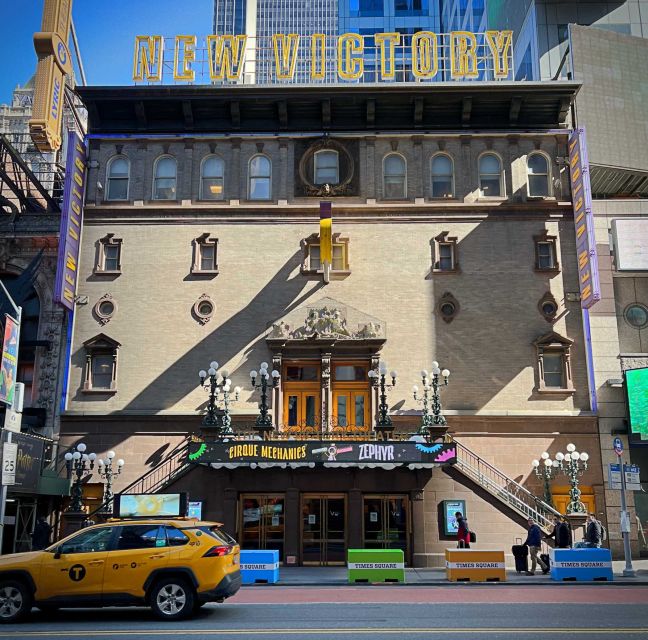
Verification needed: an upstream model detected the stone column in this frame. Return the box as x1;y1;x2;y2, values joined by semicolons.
279;141;288;201
410;488;426;567
348;487;363;550
321;353;331;431
223;487;238;538
285;487;300;564
231;138;241;200
365;137;376;200
413;136;423;199
273;353;282;429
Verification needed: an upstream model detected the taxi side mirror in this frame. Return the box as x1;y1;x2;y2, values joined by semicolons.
53;548;62;559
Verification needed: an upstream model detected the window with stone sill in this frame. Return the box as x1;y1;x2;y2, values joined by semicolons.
300;233;350;277
534;331;574;394
82;334;120;393
431;232;459;273
94;234;122;275
534;233;559;272
191;234;218;274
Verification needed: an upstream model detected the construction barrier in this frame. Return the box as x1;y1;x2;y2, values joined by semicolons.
347;549;405;583
549;547;613;582
445;548;506;582
240;549;280;584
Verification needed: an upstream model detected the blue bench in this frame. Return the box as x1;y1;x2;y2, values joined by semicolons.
240;549;280;584
549;547;613;582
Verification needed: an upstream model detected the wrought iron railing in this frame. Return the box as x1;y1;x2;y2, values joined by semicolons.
451;437;561;530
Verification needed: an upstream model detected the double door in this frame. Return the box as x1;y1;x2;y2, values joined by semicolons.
285;391;320;428
302;494;346;565
240;495;285;560
363;495;409;556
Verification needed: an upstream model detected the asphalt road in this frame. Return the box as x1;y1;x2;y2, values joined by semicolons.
1;586;648;640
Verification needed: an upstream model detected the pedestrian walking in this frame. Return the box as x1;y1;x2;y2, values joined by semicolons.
31;516;52;550
455;511;471;549
524;517;549;575
546;515;572;548
575;513;602;548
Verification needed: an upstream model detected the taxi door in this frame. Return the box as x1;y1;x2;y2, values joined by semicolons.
103;524;171;600
38;526;115;602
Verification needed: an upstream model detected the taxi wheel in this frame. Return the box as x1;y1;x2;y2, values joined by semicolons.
0;580;32;623
150;578;195;621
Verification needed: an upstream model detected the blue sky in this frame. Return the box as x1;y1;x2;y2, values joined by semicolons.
0;1;212;104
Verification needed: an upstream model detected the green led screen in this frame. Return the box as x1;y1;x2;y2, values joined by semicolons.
627;367;648;436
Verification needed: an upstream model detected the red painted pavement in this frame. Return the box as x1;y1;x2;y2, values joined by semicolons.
230;586;648;605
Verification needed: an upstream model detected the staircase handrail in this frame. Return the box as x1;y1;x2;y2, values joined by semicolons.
85;437;192;520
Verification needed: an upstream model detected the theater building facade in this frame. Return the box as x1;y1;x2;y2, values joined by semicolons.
60;82;606;566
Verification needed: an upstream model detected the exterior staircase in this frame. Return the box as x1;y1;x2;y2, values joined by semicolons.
447;437;561;530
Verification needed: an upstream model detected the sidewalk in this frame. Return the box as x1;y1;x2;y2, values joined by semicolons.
245;560;648;587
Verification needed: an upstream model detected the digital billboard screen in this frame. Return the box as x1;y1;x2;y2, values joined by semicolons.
627;367;648;437
114;493;187;518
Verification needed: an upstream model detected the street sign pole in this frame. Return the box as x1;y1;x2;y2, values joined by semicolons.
0;279;21;555
614;436;635;577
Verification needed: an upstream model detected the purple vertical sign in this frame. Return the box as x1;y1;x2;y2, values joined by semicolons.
53;131;87;311
568;127;600;309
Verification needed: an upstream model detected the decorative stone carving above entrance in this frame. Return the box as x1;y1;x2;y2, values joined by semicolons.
267;297;385;342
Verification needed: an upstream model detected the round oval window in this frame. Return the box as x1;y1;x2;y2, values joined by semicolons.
625;304;648;329
440;302;455;317
198;301;213;316
542;302;557;316
99;301;115;316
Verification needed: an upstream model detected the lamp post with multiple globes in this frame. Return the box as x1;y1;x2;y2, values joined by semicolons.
368;361;397;434
64;443;96;512
250;362;280;435
199;361;241;436
412;362;450;436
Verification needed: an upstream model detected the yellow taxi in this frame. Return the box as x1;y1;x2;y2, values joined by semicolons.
0;518;241;623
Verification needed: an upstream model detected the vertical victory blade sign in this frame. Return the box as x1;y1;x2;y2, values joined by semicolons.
320;201;332;284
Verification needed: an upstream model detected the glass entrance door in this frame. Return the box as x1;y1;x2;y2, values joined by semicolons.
301;494;346;565
240;495;285;561
363;495;409;557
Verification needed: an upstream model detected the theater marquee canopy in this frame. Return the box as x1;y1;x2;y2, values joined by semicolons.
188;439;457;469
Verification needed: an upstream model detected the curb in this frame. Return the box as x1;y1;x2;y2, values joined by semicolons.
242;579;648;587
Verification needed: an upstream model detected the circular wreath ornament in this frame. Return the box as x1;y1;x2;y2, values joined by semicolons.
193;294;215;325
94;294;116;326
298;139;354;196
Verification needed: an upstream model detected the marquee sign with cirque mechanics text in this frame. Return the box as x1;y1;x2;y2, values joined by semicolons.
188;439;457;466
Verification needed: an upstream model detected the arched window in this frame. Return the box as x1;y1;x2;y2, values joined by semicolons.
106;156;130;201
527;153;550;197
153;156;177;200
479;153;504;197
200;155;225;200
314;150;339;185
383;154;407;199
248;155;272;200
431;154;454;198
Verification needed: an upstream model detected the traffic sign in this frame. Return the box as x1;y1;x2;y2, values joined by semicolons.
613;437;624;456
609;463;641;491
3;408;21;433
1;442;17;485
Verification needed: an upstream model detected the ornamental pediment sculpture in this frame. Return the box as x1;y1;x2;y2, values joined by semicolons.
268;298;385;341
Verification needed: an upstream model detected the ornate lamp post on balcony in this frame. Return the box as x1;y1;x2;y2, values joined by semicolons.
412;362;450;436
64;443;96;512
96;451;124;513
250;362;280;436
368;361;397;436
199;361;241;437
557;444;589;514
531;451;560;506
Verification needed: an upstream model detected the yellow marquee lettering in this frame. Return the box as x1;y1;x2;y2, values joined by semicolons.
338;33;364;80
485;30;512;78
579;250;588;269
412;31;438;79
273;34;300;80
574;196;583;212
577;224;586;239
133;35;164;82
66;253;76;271
582;284;592;299
65;272;75;286
571;166;581;183
375;32;400;80
206;35;247;81
71;201;81;216
75;157;85;172
174;35;196;82
68;226;78;241
311;34;326;79
450;31;478;78
570;152;579;169
63;288;74;303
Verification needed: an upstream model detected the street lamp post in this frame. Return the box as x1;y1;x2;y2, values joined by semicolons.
531;451;560;506
96;451;124;514
368;361;397;436
199;361;241;437
412;362;450;436
64;443;96;513
250;362;280;435
558;444;589;514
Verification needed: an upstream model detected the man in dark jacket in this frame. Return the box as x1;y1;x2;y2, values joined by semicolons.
547;515;572;548
576;513;602;548
31;516;52;550
524;518;549;575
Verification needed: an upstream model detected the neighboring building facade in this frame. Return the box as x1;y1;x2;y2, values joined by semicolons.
60;81;607;566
